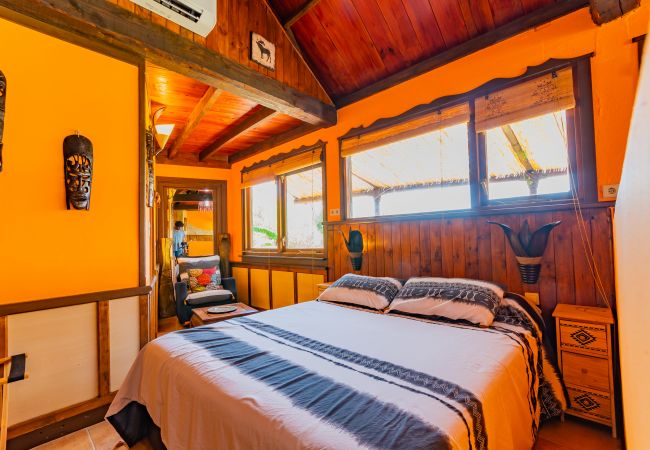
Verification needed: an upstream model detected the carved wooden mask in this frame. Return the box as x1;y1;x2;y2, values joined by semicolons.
63;134;93;210
0;70;6;172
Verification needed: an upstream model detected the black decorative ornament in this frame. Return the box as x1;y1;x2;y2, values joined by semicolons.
0;70;6;172
341;228;364;271
64;133;93;210
488;219;561;284
146;127;155;208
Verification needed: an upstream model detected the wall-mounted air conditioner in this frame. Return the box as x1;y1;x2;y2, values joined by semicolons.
132;0;216;37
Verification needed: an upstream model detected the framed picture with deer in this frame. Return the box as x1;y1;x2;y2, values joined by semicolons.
250;32;275;70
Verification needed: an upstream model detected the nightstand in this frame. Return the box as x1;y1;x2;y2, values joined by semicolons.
317;282;333;296
553;304;616;437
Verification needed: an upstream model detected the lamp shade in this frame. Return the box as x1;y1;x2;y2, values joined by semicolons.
155;123;175;150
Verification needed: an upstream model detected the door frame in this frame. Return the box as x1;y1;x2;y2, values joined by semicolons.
156;177;228;260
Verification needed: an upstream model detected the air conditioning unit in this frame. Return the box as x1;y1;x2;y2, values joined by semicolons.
132;0;217;37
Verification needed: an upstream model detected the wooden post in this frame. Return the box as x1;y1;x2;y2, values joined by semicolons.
0;316;7;450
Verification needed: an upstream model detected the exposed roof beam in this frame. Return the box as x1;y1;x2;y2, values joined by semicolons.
168;87;223;159
172;193;213;202
228;123;322;164
500;125;538;173
156;152;230;169
335;0;589;108
0;0;336;126
284;0;322;29
199;106;276;161
590;0;640;24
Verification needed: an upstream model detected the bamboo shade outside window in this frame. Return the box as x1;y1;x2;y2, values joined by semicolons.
475;67;575;132
242;147;323;188
340;102;470;158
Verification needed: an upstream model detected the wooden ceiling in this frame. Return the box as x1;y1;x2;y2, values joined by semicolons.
148;64;304;167
268;0;584;104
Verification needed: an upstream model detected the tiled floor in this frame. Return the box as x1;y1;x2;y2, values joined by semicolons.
35;416;620;449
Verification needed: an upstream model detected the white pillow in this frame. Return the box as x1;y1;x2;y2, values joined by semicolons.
387;277;504;327
318;274;402;310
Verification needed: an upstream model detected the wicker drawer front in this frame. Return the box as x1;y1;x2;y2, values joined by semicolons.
567;386;612;422
559;320;608;355
562;352;609;391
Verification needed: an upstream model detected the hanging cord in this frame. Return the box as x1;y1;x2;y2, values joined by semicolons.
554;111;611;309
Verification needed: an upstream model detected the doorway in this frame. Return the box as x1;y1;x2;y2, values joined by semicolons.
156;177;227;320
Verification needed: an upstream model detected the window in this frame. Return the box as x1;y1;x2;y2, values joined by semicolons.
342;103;471;218
476;66;575;203
341;59;594;219
243;143;325;256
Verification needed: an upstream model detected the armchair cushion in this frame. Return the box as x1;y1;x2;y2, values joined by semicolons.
185;289;234;306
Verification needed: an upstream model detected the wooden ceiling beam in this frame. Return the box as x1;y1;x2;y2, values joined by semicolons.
0;0;336;126
228;123;322;164
156;152;230;169
167;87;223;159
335;0;590;108
284;0;322;29
590;0;640;24
199;106;276;161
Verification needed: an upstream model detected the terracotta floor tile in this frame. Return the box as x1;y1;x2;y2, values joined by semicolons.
87;420;124;450
33;429;93;450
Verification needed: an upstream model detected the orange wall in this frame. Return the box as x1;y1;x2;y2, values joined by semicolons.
223;5;649;260
0;18;140;303
614;28;650;448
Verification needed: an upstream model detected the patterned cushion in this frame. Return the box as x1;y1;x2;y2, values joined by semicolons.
318;274;402;310
178;255;222;294
387;277;504;327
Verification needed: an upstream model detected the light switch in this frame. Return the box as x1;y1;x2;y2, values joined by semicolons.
329;208;340;216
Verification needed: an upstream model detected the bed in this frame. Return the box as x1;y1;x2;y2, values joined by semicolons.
107;294;566;450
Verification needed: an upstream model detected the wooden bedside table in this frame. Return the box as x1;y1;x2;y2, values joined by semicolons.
317;282;333;296
553;304;616;437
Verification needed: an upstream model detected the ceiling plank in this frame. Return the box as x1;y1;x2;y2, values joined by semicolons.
335;0;589;107
167;87;223;159
284;0;322;28
199;106;277;161
0;0;337;126
229;123;322;164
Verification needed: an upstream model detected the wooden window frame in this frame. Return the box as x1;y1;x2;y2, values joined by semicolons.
242;141;327;264
339;56;598;221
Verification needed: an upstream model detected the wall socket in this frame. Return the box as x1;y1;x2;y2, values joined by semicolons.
602;184;619;199
329;208;340;216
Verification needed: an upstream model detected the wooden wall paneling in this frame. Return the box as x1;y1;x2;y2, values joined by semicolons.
367;223;376;277
590;208;614;306
477;218;493;281
326;205;615;331
7;305;98;426
326;228;335;281
96;301;110;398
232;267;250;304
108;297;140;393
138;294;150;348
271;271;295;308
464;218;480;279
296;273;325;302
553;210;576;304
570;210;598;305
417;221;430;276
250;268;271;309
409;221;421;277
440;219;454;277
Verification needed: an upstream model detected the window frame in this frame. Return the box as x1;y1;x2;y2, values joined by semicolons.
339;56;598;221
242;141;327;261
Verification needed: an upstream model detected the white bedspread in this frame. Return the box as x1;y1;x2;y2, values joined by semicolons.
108;299;564;450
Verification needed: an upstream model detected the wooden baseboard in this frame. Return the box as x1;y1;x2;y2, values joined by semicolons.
7;394;115;449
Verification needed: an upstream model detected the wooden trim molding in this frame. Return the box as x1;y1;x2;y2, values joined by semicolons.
7;394;115;442
335;0;590;108
0;286;152;317
96;302;110;398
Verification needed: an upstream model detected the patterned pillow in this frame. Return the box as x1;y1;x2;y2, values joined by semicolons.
178;256;222;294
387;277;504;327
318;274;402;310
